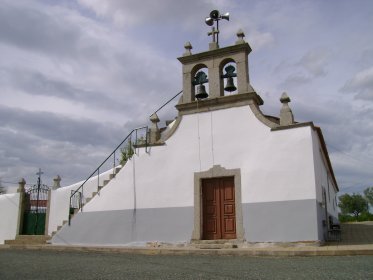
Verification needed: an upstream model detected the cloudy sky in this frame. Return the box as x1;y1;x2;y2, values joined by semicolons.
0;0;372;194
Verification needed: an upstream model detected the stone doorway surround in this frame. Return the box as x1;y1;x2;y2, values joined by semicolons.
192;165;245;241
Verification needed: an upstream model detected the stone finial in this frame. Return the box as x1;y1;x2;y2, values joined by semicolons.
279;92;294;126
280;92;291;103
236;29;245;44
17;178;26;193
183;41;193;56
52;175;61;190
149;113;161;143
150;113;160;123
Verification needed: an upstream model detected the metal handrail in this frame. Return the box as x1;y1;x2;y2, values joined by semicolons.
149;90;182;117
68;90;183;225
68;126;148;225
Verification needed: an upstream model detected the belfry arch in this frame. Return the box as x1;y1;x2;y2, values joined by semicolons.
178;36;253;104
191;64;209;101
219;58;238;96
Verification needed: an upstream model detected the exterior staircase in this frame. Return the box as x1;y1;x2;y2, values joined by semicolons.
83;166;122;205
5;235;50;245
49;165;123;238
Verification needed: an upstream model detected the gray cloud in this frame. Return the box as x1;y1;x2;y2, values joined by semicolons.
297;48;330;77
0;105;144;186
0;1;105;63
0;105;122;147
281;74;311;88
77;0;229;29
0;2;77;57
341;67;373;102
358;48;373;68
0;67;132;112
277;48;330;89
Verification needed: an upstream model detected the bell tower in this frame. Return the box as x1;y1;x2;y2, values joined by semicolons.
176;11;263;113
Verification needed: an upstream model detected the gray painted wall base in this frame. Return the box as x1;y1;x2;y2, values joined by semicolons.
52;199;320;246
52;207;194;246
243;199;319;242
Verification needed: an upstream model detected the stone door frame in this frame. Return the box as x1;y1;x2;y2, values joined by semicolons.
192;165;245;241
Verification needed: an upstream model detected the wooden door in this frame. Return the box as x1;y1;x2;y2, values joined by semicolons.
202;177;236;240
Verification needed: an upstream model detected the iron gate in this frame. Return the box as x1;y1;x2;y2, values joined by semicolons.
22;183;49;235
70;190;82;215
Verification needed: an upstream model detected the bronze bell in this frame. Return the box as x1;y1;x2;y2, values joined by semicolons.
195;84;208;99
224;77;237;92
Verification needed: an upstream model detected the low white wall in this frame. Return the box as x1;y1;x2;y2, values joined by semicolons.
47;168;114;235
0;193;21;244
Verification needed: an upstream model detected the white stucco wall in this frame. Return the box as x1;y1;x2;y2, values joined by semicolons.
311;128;339;241
311;129;338;218
0;193;21;244
83;104;317;213
47;168;114;235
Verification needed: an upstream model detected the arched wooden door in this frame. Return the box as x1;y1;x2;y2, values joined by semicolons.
202;177;236;240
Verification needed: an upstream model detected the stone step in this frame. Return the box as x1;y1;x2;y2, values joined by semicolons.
193;243;238;249
57;221;67;228
5;235;50;245
109;173;116;180
190;239;240;249
115;166;122;174
191;239;239;245
103;179;110;186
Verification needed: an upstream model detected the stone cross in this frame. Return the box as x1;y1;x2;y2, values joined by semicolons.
208;27;219;43
36;168;43;177
183;41;193;56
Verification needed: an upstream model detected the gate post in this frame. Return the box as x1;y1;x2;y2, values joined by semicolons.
16;178;26;235
45;175;61;235
45;189;52;236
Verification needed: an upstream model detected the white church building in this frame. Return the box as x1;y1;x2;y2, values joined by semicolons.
0;21;339;246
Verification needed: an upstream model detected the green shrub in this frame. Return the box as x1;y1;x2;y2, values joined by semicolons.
120;141;134;165
339;212;373;222
338;214;355;223
357;212;373;221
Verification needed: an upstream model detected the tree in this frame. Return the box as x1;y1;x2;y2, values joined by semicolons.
0;179;5;194
364;187;373;207
338;193;369;220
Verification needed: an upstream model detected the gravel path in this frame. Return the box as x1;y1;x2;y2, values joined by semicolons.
0;248;372;280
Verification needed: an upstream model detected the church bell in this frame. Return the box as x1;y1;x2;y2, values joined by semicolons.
195;84;208;99
224;77;237;92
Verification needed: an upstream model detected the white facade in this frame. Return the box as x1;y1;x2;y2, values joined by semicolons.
51;102;337;245
47;38;338;246
85;107;316;210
